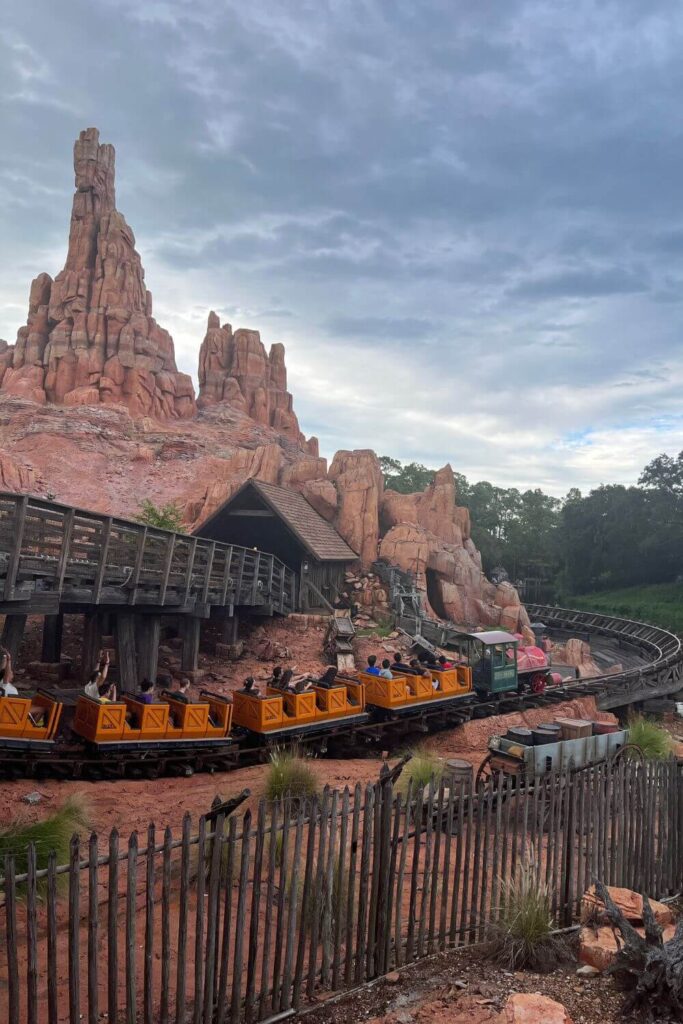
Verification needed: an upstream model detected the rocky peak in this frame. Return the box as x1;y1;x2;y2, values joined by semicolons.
197;311;304;445
0;128;196;419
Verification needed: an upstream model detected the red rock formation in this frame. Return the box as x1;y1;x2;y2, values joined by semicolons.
328;450;384;566
1;128;196;419
197;311;304;444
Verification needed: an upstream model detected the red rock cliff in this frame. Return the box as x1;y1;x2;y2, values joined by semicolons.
0;128;196;419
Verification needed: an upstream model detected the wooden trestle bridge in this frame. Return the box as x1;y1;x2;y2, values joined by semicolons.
0;492;297;689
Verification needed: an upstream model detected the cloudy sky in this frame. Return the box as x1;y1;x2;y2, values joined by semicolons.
1;1;683;495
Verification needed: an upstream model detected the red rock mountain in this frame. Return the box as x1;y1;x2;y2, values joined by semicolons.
0;129;528;633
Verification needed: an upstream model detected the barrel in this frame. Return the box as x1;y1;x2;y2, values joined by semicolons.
538;722;561;738
445;759;473;786
592;721;619;735
506;727;533;745
532;727;557;746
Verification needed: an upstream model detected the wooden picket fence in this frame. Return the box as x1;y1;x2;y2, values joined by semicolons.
1;758;682;1024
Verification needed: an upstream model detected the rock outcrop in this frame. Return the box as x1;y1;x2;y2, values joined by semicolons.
0;127;528;634
198;313;305;444
0;129;196;419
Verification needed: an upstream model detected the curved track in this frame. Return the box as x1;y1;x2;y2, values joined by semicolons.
526;603;683;709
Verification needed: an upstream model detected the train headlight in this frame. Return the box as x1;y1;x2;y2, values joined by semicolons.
489;735;501;750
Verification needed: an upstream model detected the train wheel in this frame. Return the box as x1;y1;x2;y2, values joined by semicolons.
610;743;644;767
530;673;547;695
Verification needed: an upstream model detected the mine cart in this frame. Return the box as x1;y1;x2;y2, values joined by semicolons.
477;725;631;786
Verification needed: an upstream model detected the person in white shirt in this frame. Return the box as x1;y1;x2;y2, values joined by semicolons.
84;650;110;698
0;648;18;696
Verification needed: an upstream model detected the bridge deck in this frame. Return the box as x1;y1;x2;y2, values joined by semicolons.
0;492;297;618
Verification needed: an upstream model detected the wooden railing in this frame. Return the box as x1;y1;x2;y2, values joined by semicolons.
0;492;297;615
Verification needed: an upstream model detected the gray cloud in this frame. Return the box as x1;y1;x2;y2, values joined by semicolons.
1;0;683;492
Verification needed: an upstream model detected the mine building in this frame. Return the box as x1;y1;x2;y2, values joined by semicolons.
194;479;357;611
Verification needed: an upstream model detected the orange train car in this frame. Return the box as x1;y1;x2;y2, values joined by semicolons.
0;691;63;747
358;666;472;713
233;678;367;735
72;690;233;748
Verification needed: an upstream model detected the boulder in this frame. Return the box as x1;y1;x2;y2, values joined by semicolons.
504;993;573;1023
579;923;677;972
581;885;674;928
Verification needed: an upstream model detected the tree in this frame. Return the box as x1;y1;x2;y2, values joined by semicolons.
639;450;683;494
137;499;186;532
379;456;436;494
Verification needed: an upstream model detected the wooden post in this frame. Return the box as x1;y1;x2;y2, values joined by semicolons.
88;834;99;1024
136;616;161;683
47;852;58;1024
27;843;38;1024
82;611;103;682
126;832;138;1024
1;614;27;662
115;613;138;692
108;830;119;1024
3;494;28;599
69;836;80;1024
181;616;201;672
222;612;239;644
41;613;64;664
5;854;19;1024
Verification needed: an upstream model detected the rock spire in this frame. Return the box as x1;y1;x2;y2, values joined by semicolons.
198;312;304;443
0;128;196;418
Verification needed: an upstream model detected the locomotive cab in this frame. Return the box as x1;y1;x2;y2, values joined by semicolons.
454;630;519;698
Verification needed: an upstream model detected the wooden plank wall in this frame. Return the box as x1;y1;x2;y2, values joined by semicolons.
1;760;681;1024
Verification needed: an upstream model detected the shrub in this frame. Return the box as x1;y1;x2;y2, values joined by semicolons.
397;748;443;795
488;856;568;972
626;715;673;760
0;796;90;893
137;499;186;532
265;750;318;803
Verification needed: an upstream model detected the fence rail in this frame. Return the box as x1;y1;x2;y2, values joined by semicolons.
2;759;681;1024
0;492;297;616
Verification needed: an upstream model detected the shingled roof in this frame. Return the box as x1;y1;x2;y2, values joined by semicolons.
204;479;357;562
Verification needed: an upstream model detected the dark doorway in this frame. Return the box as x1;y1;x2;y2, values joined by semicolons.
426;568;448;620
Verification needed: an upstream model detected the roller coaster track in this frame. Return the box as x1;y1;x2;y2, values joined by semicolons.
525;603;683;710
371;562;683;712
0;491;297;618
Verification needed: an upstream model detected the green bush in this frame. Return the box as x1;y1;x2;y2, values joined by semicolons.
0;796;90;893
265;750;318;803
488;857;567;971
137;499;186;532
627;714;673;760
397;748;443;795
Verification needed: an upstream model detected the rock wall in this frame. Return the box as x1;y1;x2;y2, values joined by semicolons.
0;129;196;419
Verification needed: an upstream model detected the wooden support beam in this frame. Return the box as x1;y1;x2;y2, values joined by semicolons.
182;538;198;605
115;613;138;692
136;616;161;684
180;617;201;672
128;527;147;605
41;614;63;664
221;613;239;644
158;534;175;606
1;614;27;662
56;508;75;593
92;517;113;604
82;612;103;682
3;495;28;600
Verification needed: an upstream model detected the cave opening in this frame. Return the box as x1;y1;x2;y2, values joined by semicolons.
426;568;448;621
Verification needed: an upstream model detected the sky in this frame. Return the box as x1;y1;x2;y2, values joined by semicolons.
1;1;683;496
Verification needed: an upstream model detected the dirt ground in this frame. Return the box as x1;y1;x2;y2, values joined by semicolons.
0;693;616;842
290;943;625;1024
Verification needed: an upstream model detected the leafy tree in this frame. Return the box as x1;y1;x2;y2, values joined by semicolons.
137;499;186;532
639;451;683;494
379;456;436;494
